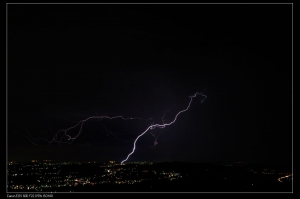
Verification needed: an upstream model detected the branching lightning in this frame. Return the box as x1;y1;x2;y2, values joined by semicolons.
14;92;207;164
49;116;152;145
120;92;207;163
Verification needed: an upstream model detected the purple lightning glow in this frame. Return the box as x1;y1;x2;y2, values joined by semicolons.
120;92;207;163
16;92;207;163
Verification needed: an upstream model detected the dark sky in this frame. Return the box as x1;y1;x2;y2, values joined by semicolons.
7;4;292;166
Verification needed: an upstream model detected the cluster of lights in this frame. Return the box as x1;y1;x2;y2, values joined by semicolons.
7;161;185;190
159;171;182;181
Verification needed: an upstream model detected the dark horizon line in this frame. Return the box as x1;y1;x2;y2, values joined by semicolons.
7;159;292;166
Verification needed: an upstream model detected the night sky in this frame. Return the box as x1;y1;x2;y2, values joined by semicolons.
7;4;292;166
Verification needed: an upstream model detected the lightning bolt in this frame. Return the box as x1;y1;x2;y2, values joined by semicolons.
120;92;207;163
14;92;207;164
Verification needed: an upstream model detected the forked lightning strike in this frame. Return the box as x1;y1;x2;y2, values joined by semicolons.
120;92;207;163
17;92;207;164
